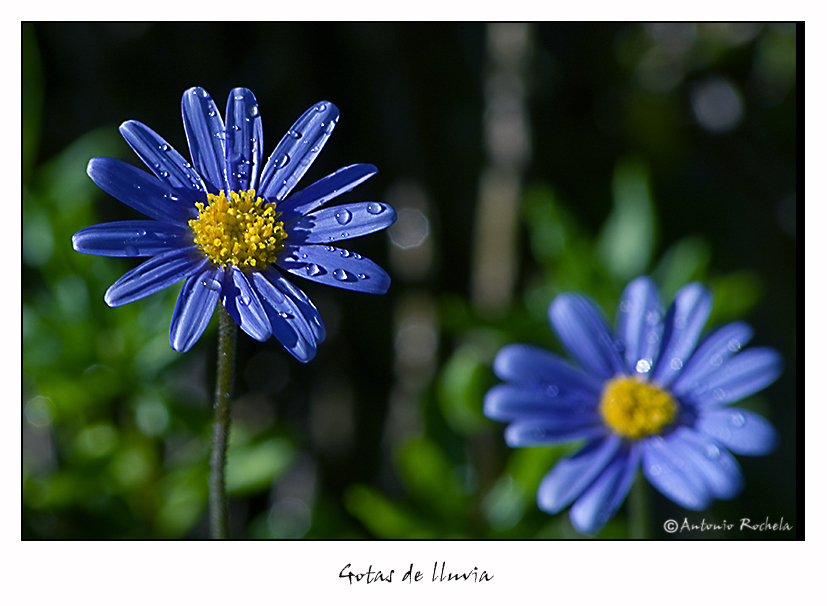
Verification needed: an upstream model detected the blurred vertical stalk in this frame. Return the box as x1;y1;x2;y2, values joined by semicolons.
628;471;649;539
210;304;237;539
470;23;533;314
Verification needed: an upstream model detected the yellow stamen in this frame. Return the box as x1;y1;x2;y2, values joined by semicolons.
189;189;287;269
599;376;677;440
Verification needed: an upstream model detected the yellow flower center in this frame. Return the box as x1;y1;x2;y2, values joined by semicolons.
188;189;287;269
599;376;677;440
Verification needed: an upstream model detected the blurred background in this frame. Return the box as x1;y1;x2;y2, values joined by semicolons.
22;23;797;539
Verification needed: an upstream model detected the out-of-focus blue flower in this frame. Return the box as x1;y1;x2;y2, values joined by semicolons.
484;277;782;535
73;87;396;361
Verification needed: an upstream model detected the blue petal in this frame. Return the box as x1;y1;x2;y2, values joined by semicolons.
486;380;600;418
615;276;663;377
549;294;626;380
276;244;390;294
671;321;754;398
675;428;744;499
262;267;325;343
72;221;191;257
225;87;263;192
504;417;606;446
537;435;621;514
249;270;318;362
284;201;397;244
696;408;778;455
651;282;712;386
221;267;272;342
181;87;227;194
682;347;783;408
642;433;711;510
492;344;603;394
259;101;339;202
119;120;208;202
169;267;222;352
278;164;378;222
485;383;599;422
87;158;196;225
570;444;641;535
104;247;206;306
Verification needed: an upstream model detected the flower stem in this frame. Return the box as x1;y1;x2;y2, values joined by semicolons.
628;471;649;539
210;304;237;539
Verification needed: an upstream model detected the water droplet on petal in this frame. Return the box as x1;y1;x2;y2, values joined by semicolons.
274;153;290;169
704;444;721;459
161;144;171;152
649;464;663;477
278;311;292;319
249;105;260;117
333;268;350;281
710;354;723;367
201;278;222;291
306;263;323;276
340;250;350;258
635;358;652;373
546;385;559;397
712;388;726;401
287;130;302;139
728;412;745;427
123;245;139;256
335;208;353;225
238;295;251;307
315;103;328;112
366;202;384;215
357;273;368;280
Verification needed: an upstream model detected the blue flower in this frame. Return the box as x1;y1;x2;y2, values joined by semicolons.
484;277;782;535
73;87;396;361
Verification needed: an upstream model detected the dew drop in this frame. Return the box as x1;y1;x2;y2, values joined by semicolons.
648;464;663;477
333;268;350;281
201;278;222;291
728;412;745;427
274;153;290;169
712;388;726;401
704;444;721;460
159;170;169;178
208;109;217;117
306;263;323;277
670;357;683;371
339;250;350;258
635;358;652;373
278;311;292;319
710;354;723;367
161;144;171;152
137;230;147;237
546;385;559;397
335;208;353;225
315;103;328;112
123;245;139;256
366;202;384;215
727;338;742;352
238;295;251;307
357;273;368;280
249;105;260;117
287;130;302;139
352;253;362;260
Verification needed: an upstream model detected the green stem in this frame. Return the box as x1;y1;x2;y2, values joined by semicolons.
628;471;649;539
210;304;237;539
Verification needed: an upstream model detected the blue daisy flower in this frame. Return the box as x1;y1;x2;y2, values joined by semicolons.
484;277;782;535
73;87;396;361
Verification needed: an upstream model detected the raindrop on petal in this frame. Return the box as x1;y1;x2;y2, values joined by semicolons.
366;202;384;215
728;412;745;427
333;268;349;281
335;209;353;225
201;278;222;291
123;245;139;256
306;263;323;277
275;153;290;169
